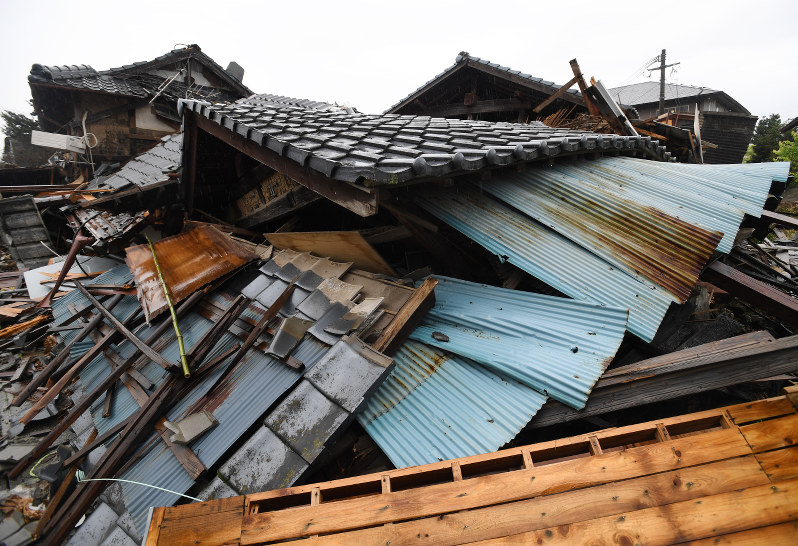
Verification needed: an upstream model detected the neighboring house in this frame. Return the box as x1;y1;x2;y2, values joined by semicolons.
28;44;251;163
385;52;587;122
608;81;757;164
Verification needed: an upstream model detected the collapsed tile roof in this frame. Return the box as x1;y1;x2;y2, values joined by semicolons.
385;52;585;114
88;134;181;192
179;98;673;188
28;44;250;103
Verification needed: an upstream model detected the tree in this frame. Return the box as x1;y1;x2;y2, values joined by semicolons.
1;110;39;140
749;113;782;163
775;131;798;178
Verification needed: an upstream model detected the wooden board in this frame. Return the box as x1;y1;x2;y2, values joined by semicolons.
146;393;798;546
266;231;396;276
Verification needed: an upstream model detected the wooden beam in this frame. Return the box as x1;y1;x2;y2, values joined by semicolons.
371;277;437;356
761;209;798;230
190;112;378;217
532;76;579;113
183;113;199;216
701;260;798;327
570;59;601;116
529;333;798;429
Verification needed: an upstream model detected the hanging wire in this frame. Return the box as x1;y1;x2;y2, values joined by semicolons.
75;470;202;502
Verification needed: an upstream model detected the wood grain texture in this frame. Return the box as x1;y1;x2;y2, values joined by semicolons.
740;414;798;453
466;479;798;545
294;457;769;546
240;429;750;544
756;446;798;483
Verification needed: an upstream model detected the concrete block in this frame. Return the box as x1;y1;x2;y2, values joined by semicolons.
65;502;119;546
197;476;239;501
100;525;137;546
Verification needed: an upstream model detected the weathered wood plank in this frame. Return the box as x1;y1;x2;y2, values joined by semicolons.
240;429;751;544
686;520;798;545
294;456;770;546
740;414;798;453
756;446;798;483
726;397;796;425
371;277;437;356
143;507;166;546
465;479;798;545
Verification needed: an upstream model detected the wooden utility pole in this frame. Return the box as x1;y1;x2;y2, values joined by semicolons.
648;49;680;116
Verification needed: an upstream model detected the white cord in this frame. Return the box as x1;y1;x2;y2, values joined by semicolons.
75;470;202;502
81;111;97;178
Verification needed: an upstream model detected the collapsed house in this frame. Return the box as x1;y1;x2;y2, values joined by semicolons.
0;49;796;546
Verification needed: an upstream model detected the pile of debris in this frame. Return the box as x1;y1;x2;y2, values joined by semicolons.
0;47;796;545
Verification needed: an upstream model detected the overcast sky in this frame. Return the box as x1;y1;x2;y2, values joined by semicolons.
1;0;796;142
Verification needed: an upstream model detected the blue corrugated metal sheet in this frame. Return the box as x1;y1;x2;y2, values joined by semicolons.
415;159;785;342
415;186;669;341
358;277;627;468
358;341;546;468
409;276;627;408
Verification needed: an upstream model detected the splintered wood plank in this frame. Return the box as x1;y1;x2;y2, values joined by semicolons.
371;276;437;356
266;231;396;276
240;429;751;544
144;507;165;546
466;479;798;545
726;397;796;425
152;497;245;546
756;446;798;483
686;521;798;545
740;414;798;453
293;456;769;546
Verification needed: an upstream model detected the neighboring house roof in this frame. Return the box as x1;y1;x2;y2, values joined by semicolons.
608;81;750;115
238;93;343;111
386;52;585;114
29;64;148;97
179;98;671;187
782;117;798;135
28;44;250;101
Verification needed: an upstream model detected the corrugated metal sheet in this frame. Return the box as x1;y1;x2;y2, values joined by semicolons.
416;159;785;341
409;276;627;409
358;276;627;468
483;168;722;302
120;336;330;533
358;340;546;468
415;186;670;341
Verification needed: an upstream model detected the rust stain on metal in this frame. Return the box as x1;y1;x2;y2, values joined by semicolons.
536;182;722;303
126;225;257;321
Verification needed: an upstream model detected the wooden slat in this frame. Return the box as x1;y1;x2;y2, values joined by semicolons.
240;429;751;544
292;456;770;546
466;479;798;545
756;446;798;483
726;397;796;425
144;507;166;546
371;276;437;356
155;505;244;546
686;520;798;545
740;414;798;453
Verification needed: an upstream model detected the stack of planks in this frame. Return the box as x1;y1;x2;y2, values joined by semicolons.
145;386;798;545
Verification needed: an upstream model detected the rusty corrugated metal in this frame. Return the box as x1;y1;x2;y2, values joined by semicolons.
484;165;723;302
125;225;257;321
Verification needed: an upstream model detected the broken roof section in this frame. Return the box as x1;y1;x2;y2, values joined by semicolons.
385;52;585;119
414;159;789;342
358;276;627;467
87;133;181;194
29;44;250;102
179;98;672;217
608;81;750;115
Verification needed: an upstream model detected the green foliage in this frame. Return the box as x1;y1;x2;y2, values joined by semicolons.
775;131;798;177
1;110;39;140
750;113;782;163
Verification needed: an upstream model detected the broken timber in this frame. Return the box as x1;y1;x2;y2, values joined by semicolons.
145;388;798;545
701;260;798;327
530;331;798;428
